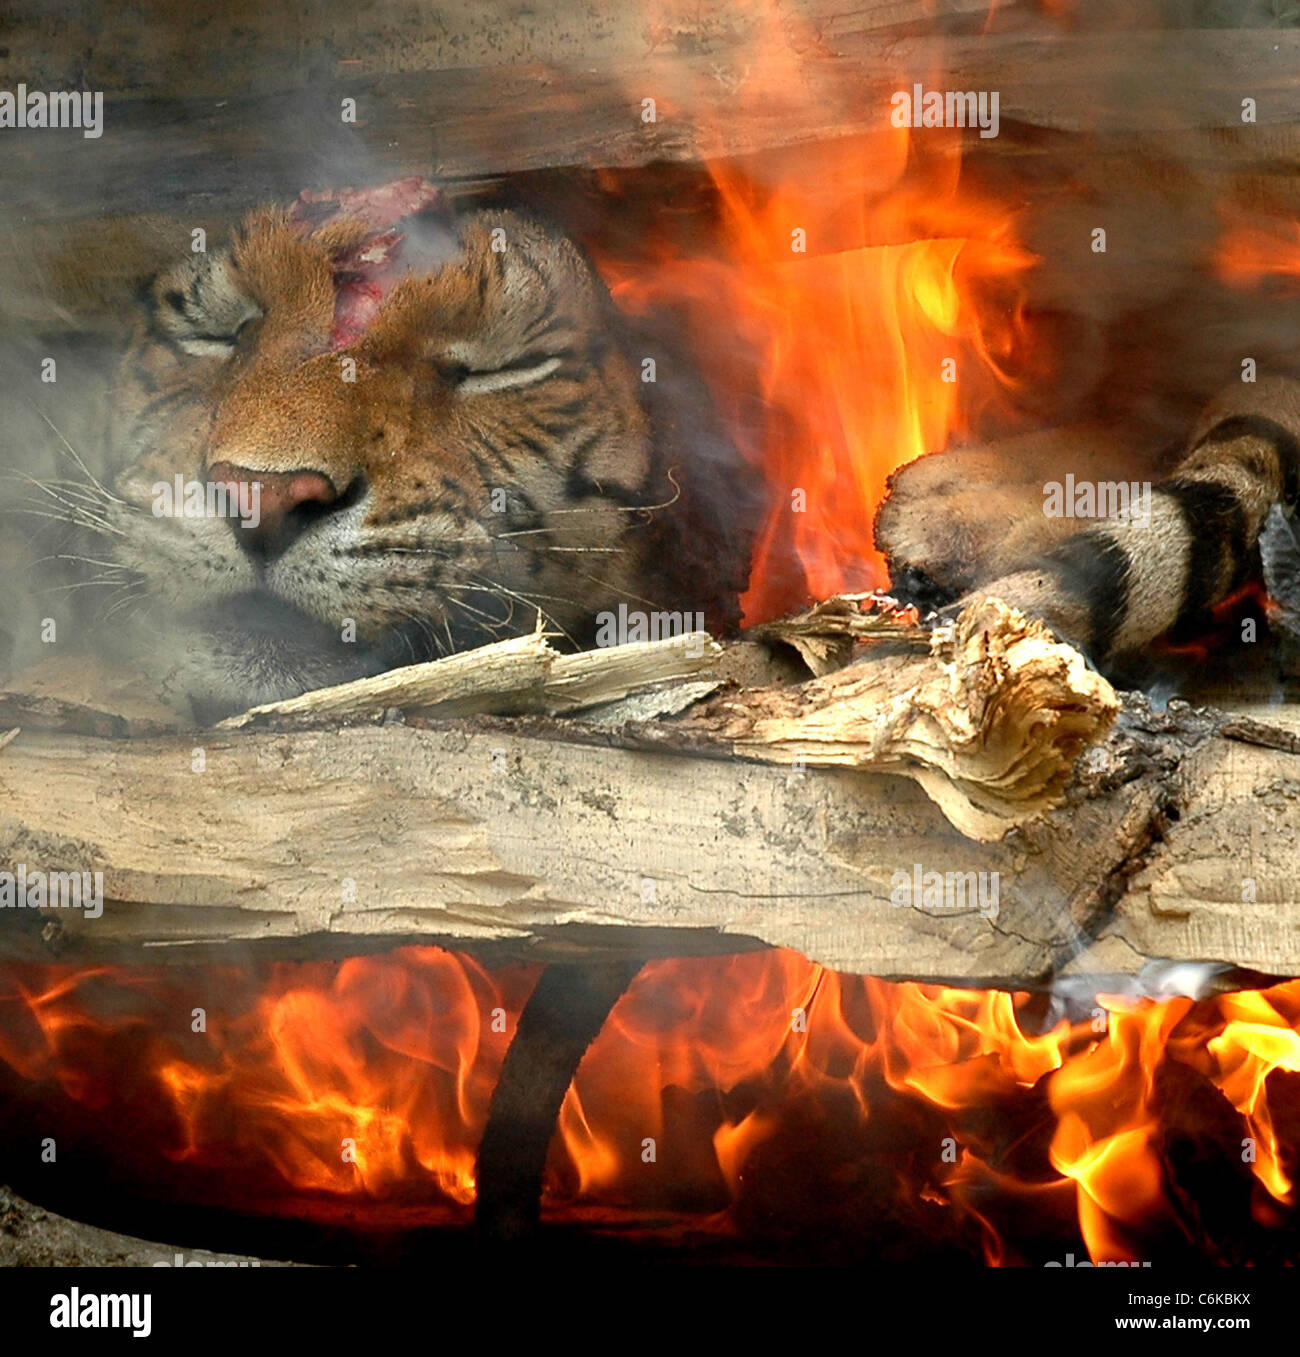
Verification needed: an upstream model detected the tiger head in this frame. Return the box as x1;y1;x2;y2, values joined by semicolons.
101;180;751;718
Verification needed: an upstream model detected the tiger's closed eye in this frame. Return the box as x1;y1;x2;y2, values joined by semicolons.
153;251;263;359
436;349;564;395
457;356;563;395
176;313;261;358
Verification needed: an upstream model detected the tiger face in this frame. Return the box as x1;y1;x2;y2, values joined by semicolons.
101;187;702;717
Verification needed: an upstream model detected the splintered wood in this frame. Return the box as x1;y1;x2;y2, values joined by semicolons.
210;597;1117;840
0;595;1297;982
652;598;1119;841
215;625;724;729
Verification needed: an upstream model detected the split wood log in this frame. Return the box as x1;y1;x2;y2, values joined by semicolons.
0;684;1297;982
6;597;1108;840
630;598;1119;841
1;593;1297;983
745;591;929;675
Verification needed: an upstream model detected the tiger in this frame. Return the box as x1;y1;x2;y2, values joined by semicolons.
880;377;1300;679
37;177;1300;717
90;178;758;720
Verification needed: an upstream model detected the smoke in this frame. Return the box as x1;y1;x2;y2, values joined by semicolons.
5;9;1300;712
1051;960;1237;1010
0;37;470;698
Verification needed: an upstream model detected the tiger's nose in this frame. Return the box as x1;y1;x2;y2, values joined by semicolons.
206;461;341;563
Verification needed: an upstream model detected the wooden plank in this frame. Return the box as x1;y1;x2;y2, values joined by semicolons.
8;30;1300;228
0;0;1003;103
11;110;1300;338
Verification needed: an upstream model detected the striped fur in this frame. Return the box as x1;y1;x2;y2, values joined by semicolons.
98;201;753;716
957;377;1300;666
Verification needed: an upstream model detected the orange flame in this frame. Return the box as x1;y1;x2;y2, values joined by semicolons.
595;134;1038;621
585;0;1041;622
6;950;1300;1261
0;951;536;1216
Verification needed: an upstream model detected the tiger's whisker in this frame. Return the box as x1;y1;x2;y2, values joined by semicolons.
25;402;127;505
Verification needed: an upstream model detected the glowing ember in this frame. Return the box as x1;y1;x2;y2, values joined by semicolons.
4;949;1300;1263
1216;217;1300;291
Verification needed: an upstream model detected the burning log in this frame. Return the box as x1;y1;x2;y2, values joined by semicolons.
1;595;1297;982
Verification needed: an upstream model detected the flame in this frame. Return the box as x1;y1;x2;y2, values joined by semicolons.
588;0;1039;622
6;949;1300;1261
595;136;1038;621
0;950;536;1216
